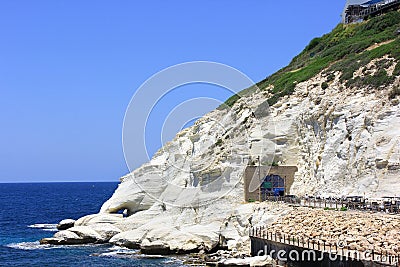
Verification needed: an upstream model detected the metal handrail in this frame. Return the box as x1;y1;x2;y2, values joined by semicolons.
251;230;400;266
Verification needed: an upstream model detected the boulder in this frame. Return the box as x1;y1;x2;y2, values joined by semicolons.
249;256;276;267
40;226;106;245
90;223;121;241
40;230;89;245
56;219;75;230
74;214;123;226
140;239;173;255
140;226;208;254
45;230;91;245
54;230;80;240
218;256;275;266
67;226;104;242
109;228;148;249
181;223;221;250
40;237;68;245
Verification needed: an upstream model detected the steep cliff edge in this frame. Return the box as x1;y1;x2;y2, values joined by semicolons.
43;11;400;254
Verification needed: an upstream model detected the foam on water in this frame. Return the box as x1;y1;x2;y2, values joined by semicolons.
93;246;140;258
7;241;105;251
108;245;135;251
6;241;55;250
92;246;184;265
28;224;58;232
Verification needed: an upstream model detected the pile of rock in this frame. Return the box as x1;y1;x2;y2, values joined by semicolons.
264;207;400;255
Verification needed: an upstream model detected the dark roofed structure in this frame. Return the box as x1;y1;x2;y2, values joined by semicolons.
363;0;387;5
343;0;400;24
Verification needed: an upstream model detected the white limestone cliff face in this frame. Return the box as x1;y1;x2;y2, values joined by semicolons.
285;65;400;197
49;57;400;253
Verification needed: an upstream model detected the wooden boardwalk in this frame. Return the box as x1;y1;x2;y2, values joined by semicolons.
263;196;400;214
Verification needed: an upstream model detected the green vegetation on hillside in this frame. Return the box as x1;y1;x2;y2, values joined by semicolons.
224;11;400;108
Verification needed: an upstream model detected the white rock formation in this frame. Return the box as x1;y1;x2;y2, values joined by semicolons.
74;213;123;226
219;255;276;267
41;226;106;245
56;219;75;230
49;56;400;254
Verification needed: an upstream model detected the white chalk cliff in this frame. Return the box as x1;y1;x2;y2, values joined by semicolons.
43;14;400;253
45;56;400;253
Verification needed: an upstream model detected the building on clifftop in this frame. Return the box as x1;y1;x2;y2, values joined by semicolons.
342;0;400;24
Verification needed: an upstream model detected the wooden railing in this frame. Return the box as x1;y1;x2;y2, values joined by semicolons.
262;196;400;214
250;227;400;266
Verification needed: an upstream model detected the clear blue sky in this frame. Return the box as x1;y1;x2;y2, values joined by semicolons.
0;1;345;183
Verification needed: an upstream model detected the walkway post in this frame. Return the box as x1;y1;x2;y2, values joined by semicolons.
258;156;261;202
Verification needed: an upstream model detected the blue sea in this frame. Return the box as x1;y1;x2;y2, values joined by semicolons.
0;183;187;266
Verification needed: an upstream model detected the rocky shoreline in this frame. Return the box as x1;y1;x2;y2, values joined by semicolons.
40;202;290;252
40;227;278;266
39;202;292;266
39;203;400;266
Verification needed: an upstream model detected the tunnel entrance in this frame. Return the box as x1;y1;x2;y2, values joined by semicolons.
244;166;298;202
261;174;285;200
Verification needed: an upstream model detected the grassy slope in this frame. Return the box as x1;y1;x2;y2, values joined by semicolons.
224;11;400;108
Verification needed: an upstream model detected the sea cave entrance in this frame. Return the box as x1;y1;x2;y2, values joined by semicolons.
113;208;131;217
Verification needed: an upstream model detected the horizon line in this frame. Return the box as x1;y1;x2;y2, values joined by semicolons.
0;180;120;184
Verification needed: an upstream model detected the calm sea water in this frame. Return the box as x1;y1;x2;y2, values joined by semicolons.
0;183;186;267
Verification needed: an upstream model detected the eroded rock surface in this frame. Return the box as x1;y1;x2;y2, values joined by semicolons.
47;56;400;254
